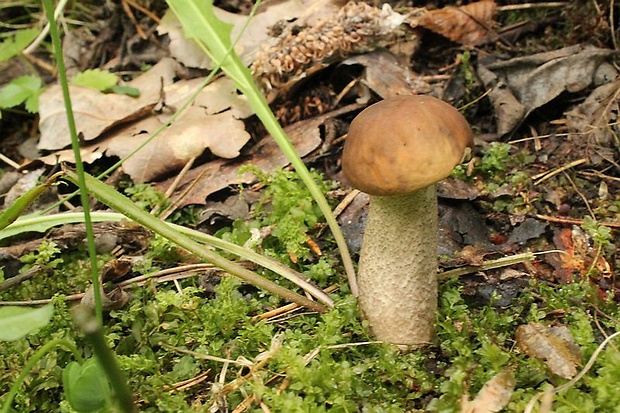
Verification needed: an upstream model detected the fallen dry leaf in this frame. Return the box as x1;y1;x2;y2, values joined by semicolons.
411;1;497;47
105;109;249;182
547;227;587;283
565;79;620;163
38;58;177;151
156;103;362;206
477;64;527;136
39;74;254;182
104;77;253;182
515;323;582;379
479;44;617;135
462;369;515;413
341;50;430;99
506;218;547;246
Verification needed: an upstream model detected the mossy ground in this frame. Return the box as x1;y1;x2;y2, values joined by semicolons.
2;163;620;412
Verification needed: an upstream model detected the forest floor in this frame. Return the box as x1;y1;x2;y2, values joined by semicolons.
1;0;619;411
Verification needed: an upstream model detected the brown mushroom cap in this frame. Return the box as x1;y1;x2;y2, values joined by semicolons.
342;95;474;196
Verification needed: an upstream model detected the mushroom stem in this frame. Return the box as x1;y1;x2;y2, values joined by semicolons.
358;185;438;348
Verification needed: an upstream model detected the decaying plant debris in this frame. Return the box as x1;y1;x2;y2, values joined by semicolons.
1;0;620;411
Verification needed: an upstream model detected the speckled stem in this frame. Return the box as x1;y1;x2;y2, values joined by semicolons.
357;185;438;348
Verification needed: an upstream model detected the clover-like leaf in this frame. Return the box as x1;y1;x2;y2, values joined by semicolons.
63;358;111;412
72;69;119;92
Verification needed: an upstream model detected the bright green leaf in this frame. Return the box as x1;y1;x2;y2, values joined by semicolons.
24;87;42;113
0;28;39;62
0;75;43;110
63;358;111;412
71;69;119;91
0;304;53;341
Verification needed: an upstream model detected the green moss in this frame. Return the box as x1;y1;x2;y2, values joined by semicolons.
3;167;620;412
219;167;336;265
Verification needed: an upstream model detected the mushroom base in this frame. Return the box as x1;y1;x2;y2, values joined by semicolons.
357;185;438;349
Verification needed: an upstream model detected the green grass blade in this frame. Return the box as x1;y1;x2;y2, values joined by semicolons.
0;174;57;231
42;0;103;321
0;211;333;307
166;0;358;295
63;168;327;313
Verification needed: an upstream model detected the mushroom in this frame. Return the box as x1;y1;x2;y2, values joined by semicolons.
342;95;473;348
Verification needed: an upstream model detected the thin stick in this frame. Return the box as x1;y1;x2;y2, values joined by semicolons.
458;88;492;112
532;158;588;185
497;2;567;11
0;265;48;292
609;0;618;51
0;152;21;169
164;370;210;392
332;189;360;218
534;214;620;229
159;342;252;366
252;285;339;321
438;252;536;280
157;156;197;219
579;170;620;183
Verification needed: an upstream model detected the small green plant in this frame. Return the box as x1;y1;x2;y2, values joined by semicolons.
0;28;38;62
228;167;335;263
71;69;140;97
0;303;118;413
460;50;475;89
581;216;614;250
62;358;112;412
478;142;512;176
0;75;43;118
123;182;170;212
20;240;63;269
581;215;615;277
453;142;536;214
453;142;523;182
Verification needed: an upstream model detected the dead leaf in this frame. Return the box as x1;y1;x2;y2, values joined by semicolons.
547;227;586;283
38;58;177;151
337;191;370;254
565;79;620;163
437;177;482;200
82;283;130;312
157;11;217;70
39;75;254;182
411;1;497;47
4;168;59;215
156;103;362;207
104;77;253;182
4;168;45;205
462;369;515;413
437;202;491;256
477;64;527;136
479;44;617;135
104;109;250;182
506;218;547;246
515;323;582;379
341;50;429;99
